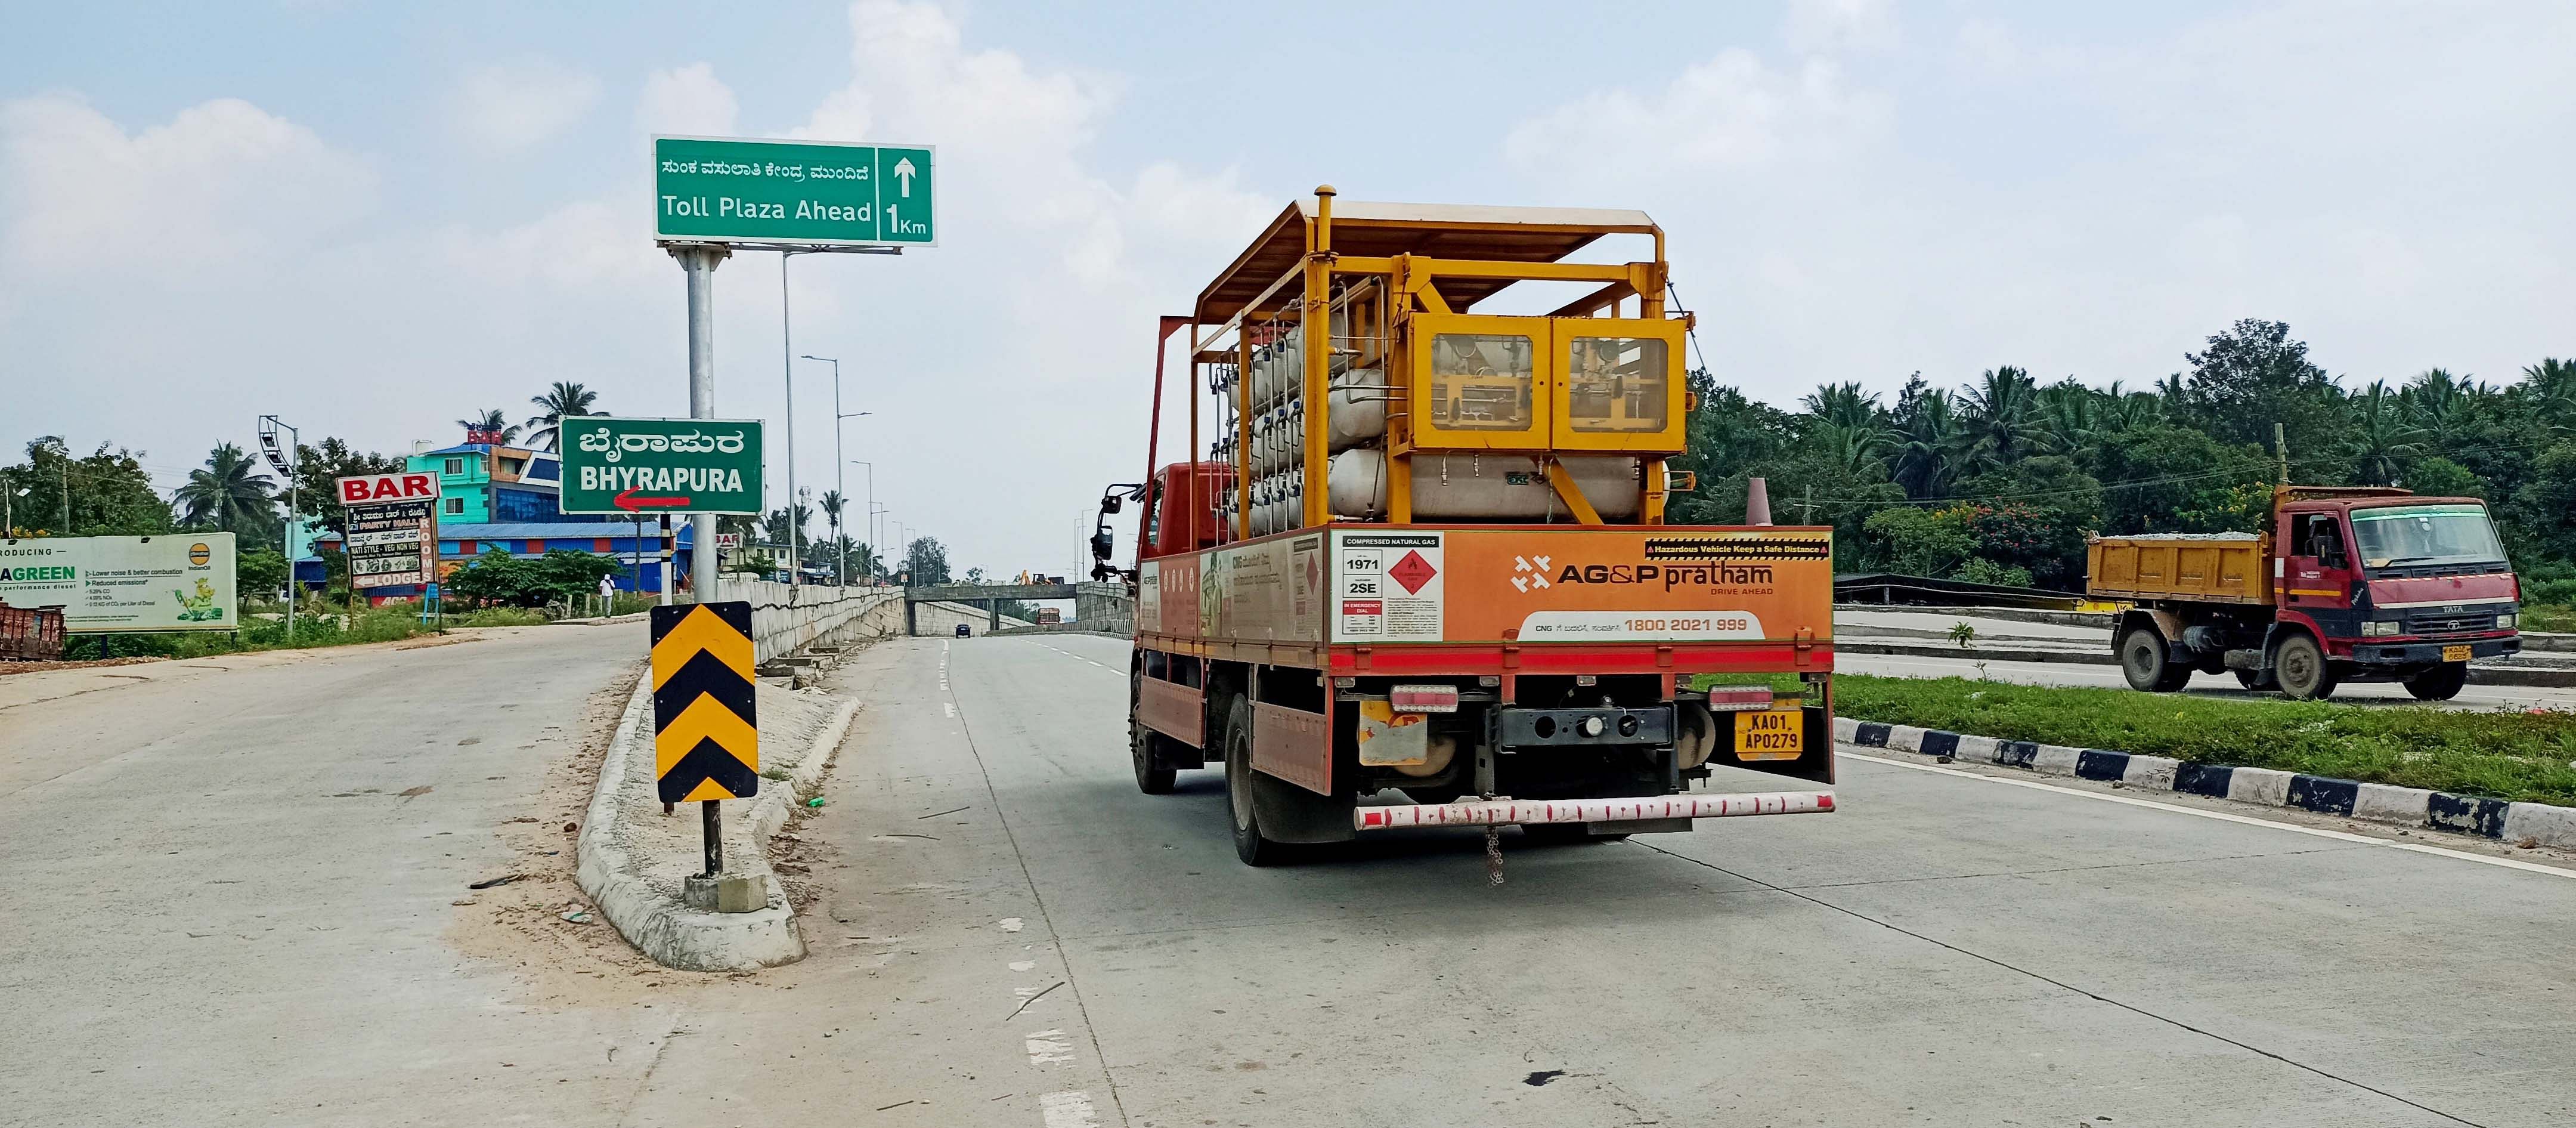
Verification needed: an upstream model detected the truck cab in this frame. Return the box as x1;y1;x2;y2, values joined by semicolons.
2274;495;2521;695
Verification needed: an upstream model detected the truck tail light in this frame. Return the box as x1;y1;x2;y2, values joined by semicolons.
1703;685;1775;712
1391;684;1459;713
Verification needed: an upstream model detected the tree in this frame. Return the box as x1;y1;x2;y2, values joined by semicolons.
2172;319;2343;453
1890;387;1966;500
818;490;848;572
1665;372;1796;525
2086;424;2270;535
456;409;521;444
173;443;278;542
2402;456;2485;499
2346;381;2426;486
1952;456;2103;586
236;548;289;601
2031;379;2105;458
5;437;173;537
2404;368;2473;449
1800;381;1883;431
288;438;405;537
1959;366;2039;471
762;503;812;550
1861;506;1973;576
524;382;600;452
442;548;621;607
903;536;952;585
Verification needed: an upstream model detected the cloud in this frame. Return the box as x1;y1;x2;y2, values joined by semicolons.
1501;49;1887;181
0;92;376;273
636;63;738;137
1783;0;1898;55
450;58;600;149
1499;3;2576;413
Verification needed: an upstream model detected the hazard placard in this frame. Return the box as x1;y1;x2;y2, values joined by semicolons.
651;601;758;802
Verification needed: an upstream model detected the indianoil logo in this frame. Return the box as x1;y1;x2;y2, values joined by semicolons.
188;543;211;565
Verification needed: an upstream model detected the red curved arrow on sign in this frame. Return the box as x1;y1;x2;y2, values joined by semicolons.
615;488;692;511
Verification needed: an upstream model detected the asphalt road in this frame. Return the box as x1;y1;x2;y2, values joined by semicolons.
9;629;2575;1127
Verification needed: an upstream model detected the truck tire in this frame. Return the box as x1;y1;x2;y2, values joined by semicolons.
1130;723;1176;795
2404;662;2469;701
2120;628;2191;693
1223;696;1288;866
2273;634;2338;701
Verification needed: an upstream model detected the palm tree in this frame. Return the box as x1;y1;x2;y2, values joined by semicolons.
2348;381;2426;486
174;443;277;536
456;409;521;444
1960;366;2038;471
818;490;849;582
1810;421;1894;477
1890;390;1963;500
2524;357;2576;431
2032;381;2104;457
524;382;600;452
1801;381;1882;431
2404;368;2472;447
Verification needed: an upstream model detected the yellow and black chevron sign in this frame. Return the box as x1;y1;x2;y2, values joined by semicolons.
652;601;758;803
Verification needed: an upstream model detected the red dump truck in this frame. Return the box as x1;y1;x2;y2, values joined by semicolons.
1094;190;1838;868
2089;486;2522;700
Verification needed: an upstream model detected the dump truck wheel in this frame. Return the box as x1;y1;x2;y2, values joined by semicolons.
2274;635;2337;700
2404;662;2468;701
1224;696;1287;866
1130;723;1176;795
2120;628;2188;693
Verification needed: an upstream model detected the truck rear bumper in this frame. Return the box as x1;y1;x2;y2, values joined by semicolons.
1354;790;1834;830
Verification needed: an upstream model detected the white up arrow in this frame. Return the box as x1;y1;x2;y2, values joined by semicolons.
891;156;917;197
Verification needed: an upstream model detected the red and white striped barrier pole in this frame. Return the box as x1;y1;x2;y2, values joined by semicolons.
1354;790;1835;830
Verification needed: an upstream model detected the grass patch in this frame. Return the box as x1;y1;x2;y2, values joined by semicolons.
1825;673;2576;806
63;605;439;660
443;606;552;628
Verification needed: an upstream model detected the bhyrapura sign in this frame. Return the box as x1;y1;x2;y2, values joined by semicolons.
558;417;764;515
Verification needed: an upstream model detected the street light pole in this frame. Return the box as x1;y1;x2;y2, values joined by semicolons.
851;462;875;584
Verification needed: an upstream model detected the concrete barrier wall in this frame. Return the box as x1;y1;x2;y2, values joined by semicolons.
708;579;906;662
910;601;1033;637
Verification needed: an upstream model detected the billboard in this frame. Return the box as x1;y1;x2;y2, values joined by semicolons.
0;533;238;633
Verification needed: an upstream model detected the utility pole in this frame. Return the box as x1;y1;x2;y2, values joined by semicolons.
1801;484;1816;526
670;244;727;605
2274;421;2289;486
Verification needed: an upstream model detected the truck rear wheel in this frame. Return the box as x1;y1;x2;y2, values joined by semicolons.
2404;662;2468;701
2273;635;2338;701
1223;696;1287;866
2120;628;2191;693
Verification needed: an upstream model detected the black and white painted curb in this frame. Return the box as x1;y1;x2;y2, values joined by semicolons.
1834;716;2576;852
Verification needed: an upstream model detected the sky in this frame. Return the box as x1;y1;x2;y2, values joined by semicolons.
4;0;2571;575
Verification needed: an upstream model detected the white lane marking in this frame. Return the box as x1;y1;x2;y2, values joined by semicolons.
999;916;1024;932
1039;1090;1099;1127
1024;1030;1074;1065
1036;642;1116;670
1009;959;1036;972
944;703;956;718
1841;749;2576;882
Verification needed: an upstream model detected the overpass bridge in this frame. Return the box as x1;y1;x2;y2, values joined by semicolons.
899;580;1132;636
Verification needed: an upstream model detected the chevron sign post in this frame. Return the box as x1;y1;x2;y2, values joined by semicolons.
651;601;758;879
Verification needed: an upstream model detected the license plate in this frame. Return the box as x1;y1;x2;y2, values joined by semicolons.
2442;644;2471;663
1734;709;1804;761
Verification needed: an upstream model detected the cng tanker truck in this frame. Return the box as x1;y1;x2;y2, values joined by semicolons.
1097;187;1838;868
2088;486;2522;701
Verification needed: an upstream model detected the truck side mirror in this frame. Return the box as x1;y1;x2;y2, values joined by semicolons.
1100;496;1123;515
1090;530;1114;561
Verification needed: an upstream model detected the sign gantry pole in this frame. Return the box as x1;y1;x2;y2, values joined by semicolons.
671;243;730;606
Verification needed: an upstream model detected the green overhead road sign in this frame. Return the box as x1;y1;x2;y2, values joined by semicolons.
561;416;766;515
654;135;936;248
